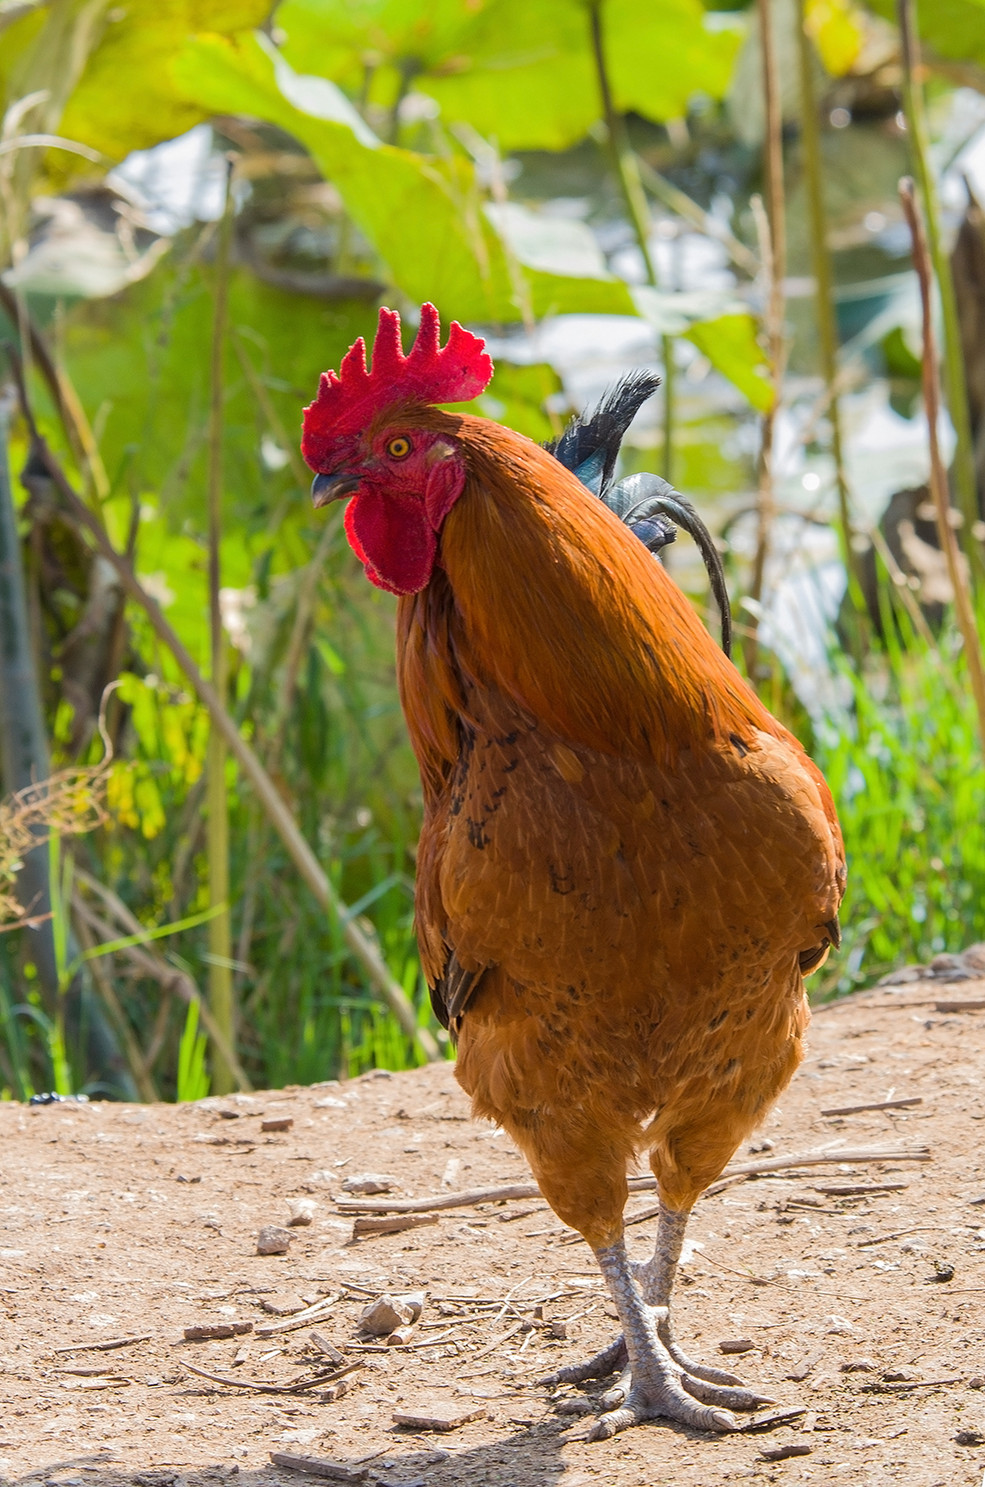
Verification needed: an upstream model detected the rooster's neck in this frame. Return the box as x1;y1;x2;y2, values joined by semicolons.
396;418;775;787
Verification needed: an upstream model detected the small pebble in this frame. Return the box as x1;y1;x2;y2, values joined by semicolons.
359;1295;415;1336
955;1429;985;1446
343;1173;400;1194
261;1293;306;1316
256;1225;293;1256
262;1116;294;1133
288;1198;317;1227
760;1444;812;1462
719;1338;755;1354
393;1400;486;1432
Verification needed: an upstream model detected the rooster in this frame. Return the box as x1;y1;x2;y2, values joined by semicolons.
302;305;845;1439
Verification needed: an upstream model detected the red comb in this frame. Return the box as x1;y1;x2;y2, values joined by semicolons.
302;303;493;469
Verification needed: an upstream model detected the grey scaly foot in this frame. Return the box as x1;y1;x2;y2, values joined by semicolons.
631;1204;754;1390
589;1241;739;1438
599;1341;769;1414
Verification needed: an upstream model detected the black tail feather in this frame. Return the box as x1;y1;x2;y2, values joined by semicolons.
545;370;661;496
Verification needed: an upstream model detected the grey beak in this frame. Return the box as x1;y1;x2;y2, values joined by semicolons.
311;472;361;508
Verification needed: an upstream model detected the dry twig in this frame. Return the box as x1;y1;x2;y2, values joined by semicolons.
821;1097;922;1116
255;1294;338;1338
334;1148;930;1218
181;1358;360;1395
53;1333;152;1355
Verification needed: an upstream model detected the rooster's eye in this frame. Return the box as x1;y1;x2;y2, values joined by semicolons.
387;436;412;460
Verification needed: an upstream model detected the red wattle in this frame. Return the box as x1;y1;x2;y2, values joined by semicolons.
344;490;437;596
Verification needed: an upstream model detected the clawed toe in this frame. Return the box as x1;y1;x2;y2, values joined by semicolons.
599;1363;632;1409
544;1334;627;1387
592;1363;769;1424
657;1325;746;1386
679;1374;774;1410
588;1382;738;1440
675;1357;746;1387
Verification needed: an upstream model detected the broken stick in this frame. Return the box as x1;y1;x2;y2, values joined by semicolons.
335;1148;931;1216
269;1452;368;1482
821;1097;922;1117
181;1359;360;1394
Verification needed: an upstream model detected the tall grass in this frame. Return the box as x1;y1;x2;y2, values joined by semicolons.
813;611;985;996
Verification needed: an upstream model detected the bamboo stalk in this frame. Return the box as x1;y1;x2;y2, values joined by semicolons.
897;0;981;572
588;0;675;483
745;0;787;679
899;177;985;757
795;0;867;626
206;159;236;1094
20;429;440;1063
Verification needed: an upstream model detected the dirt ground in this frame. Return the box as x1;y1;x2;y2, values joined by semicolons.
1;976;984;1487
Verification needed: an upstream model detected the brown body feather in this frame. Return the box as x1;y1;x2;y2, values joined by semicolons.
396;413;845;1247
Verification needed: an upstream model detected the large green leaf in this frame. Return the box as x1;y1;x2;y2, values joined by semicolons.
476;359;565;442
172;32;637;321
52;2;272;161
866;0;985;69
276;0;742;151
684;313;773;414
632;288;772;411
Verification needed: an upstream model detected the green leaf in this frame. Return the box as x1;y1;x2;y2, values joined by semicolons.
54;1;271;161
866;0;985;69
276;0;478;101
478;359;565;441
276;0;741;152
633;289;771;409
172;31;637;320
684;313;773;414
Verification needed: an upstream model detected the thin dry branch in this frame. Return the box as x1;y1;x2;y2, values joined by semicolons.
899;176;985;757
180;1359;360;1395
821;1097;922;1116
72;876;251;1092
335;1147;932;1216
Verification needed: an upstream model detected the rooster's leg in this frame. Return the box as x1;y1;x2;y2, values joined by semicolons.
547;1200;767;1411
635;1199;747;1385
587;1237;738;1438
596;1199;771;1416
